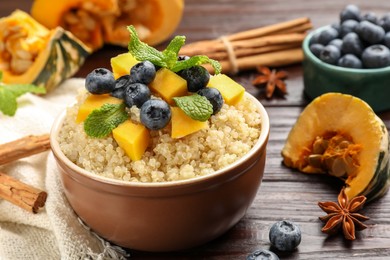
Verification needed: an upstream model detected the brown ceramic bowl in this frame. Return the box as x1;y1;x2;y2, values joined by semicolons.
50;92;270;252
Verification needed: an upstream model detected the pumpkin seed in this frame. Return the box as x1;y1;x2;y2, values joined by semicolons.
11;58;32;74
308;154;323;168
313;137;328;154
329;157;347;177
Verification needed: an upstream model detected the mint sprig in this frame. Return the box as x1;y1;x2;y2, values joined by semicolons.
127;25;221;74
173;94;213;122
0;71;46;116
84;103;128;138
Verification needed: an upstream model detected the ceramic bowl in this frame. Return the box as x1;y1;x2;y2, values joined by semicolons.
302;26;390;112
50;92;270;252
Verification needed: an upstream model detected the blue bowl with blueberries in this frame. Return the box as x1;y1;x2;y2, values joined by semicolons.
303;4;390;112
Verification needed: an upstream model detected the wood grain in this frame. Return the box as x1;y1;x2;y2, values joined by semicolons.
2;0;390;258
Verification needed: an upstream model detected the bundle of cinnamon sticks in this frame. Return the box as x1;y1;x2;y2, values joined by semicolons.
179;17;312;74
0;134;50;213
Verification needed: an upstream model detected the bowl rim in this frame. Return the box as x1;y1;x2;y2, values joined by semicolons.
50;92;270;188
303;25;390;74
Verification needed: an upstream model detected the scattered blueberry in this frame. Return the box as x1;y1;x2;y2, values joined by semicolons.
269;220;301;252
130;61;156;85
140;99;171;130
124;83;151;108
319;45;341;64
328;38;343;50
177;65;210;92
339;19;359;38
111;75;133;99
341;32;364;57
337;54;363;68
317;27;339;45
85;68;116;94
340;4;361;22
197;88;224;115
246;249;279;260
362;44;390;68
309;43;324;57
356;20;385;44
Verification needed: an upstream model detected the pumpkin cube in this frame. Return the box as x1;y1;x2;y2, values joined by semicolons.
171;107;208;138
112;120;150;161
76;94;122;123
110;52;139;79
149;68;187;104
207;74;245;105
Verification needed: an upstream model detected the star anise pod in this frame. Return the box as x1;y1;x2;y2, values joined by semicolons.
252;66;288;99
318;187;369;240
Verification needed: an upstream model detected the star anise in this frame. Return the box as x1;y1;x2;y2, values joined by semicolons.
252;66;288;99
318;187;369;240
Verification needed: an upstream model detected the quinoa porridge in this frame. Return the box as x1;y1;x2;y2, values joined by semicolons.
58;90;261;182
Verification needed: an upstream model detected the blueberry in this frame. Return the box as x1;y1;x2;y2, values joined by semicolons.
124;83;151;108
362;44;390;68
356;21;385;44
178;55;190;61
197;87;224;115
330;23;341;34
177;65;210;92
319;45;341;65
339;19;359;38
340;4;361;23
317;27;339;45
328;39;343;50
111;75;133;99
337;54;363;68
269;220;301;252
379;13;390;32
140;99;171;130
309;43;324;57
85;68;116;94
309;32;320;45
384;32;390;48
246;249;279;260
130;61;156;85
341;32;364;57
361;12;378;24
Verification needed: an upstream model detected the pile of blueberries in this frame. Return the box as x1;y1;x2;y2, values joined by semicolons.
309;5;390;69
85;58;223;130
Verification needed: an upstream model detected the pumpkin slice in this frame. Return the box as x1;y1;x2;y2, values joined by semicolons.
0;10;91;92
281;93;390;201
31;0;184;50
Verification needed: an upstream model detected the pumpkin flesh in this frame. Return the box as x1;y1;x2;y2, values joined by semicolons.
282;93;390;201
31;0;184;50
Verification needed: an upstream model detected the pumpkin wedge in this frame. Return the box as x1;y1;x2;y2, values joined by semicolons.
31;0;184;50
281;93;390;202
0;10;90;92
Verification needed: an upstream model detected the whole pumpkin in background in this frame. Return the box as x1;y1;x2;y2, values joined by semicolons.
30;0;185;50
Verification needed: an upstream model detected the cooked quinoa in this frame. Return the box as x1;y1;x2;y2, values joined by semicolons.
58;90;261;182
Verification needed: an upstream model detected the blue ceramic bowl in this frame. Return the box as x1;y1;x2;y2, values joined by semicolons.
303;26;390;112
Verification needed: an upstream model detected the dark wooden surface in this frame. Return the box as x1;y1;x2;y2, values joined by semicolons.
3;1;390;259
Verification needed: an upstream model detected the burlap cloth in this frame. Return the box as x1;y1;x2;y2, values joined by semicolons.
0;79;129;260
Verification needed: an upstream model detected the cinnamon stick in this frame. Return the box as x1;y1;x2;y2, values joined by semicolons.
0;171;47;213
0;134;50;165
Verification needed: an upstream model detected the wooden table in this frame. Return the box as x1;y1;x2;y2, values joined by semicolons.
3;0;390;259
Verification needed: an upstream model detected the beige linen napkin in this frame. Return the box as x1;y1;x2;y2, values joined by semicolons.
0;78;129;260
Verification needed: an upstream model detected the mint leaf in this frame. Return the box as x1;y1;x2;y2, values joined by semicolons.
171;55;222;74
127;25;166;67
0;82;46;116
127;25;221;74
173;94;213;122
84;103;128;138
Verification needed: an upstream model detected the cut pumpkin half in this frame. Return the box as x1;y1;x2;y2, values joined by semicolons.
282;93;390;202
31;0;184;50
